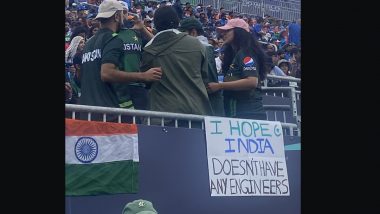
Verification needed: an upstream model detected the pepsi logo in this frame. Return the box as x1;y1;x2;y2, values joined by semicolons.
243;57;254;66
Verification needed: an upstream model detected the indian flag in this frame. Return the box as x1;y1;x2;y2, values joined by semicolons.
65;119;139;196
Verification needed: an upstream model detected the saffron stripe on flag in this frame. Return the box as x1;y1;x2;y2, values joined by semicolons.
66;118;137;136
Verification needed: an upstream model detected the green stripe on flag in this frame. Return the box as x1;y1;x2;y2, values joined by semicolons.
65;161;138;196
285;143;301;151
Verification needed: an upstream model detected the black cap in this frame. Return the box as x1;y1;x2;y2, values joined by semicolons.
179;17;204;34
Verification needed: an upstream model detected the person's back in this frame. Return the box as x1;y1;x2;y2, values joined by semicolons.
202;42;225;116
142;31;212;115
79;28;121;108
178;17;224;116
141;6;212;116
173;0;183;19
79;0;162;121
113;28;142;109
288;20;301;46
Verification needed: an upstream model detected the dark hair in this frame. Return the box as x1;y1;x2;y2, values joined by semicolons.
65;19;72;26
154;6;180;32
70;26;88;41
87;25;99;38
222;27;268;81
289;47;300;55
71;21;82;28
256;16;264;24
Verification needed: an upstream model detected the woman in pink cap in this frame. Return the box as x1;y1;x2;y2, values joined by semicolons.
207;18;268;120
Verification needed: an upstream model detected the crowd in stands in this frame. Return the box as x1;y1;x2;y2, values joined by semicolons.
65;0;301;119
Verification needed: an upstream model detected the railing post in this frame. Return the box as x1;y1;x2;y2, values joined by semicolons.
290;87;298;118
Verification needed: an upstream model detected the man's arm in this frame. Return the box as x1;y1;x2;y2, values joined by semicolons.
200;46;210;85
132;20;154;41
101;63;161;83
207;77;258;93
101;36;161;83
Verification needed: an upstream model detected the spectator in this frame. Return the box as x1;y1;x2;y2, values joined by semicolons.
70;26;88;41
65;20;72;44
199;12;208;25
208;18;267;120
278;49;286;60
273;39;281;49
271;25;281;41
146;10;154;21
278;29;288;49
78;16;90;30
206;5;213;19
65;35;83;93
66;10;77;23
266;43;277;53
270;51;280;65
253;16;263;38
183;2;193;18
215;48;224;74
114;1;154;110
227;11;234;20
247;18;256;34
141;6;213;119
65;36;85;64
65;82;73;104
215;7;225;20
288;19;301;47
219;13;228;26
143;18;153;33
266;52;286;77
79;0;162;118
179;17;225;116
87;25;99;39
144;1;154;13
65;23;72;50
259;25;271;42
208;37;218;49
122;199;158;214
217;37;224;49
278;59;291;76
65;63;81;104
159;1;167;8
289;46;301;78
214;20;222;28
173;0;184;20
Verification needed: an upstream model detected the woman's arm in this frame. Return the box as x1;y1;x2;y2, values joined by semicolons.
207;76;258;93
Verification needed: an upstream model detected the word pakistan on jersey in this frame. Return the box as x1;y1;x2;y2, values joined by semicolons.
81;43;142;64
82;49;101;63
123;43;142;52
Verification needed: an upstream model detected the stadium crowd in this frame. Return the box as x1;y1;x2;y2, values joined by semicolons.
65;0;301;120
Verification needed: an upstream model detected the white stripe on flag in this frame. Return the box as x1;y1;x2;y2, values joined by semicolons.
66;134;139;164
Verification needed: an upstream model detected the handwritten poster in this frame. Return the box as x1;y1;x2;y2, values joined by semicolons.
204;117;290;196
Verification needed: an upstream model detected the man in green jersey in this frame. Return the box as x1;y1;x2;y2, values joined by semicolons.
113;1;154;110
79;0;162;121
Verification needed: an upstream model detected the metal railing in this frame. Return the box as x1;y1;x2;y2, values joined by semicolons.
65;104;299;136
261;85;300;130
197;0;300;21
266;74;301;83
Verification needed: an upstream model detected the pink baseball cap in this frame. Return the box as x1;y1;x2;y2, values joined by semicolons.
217;18;250;33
